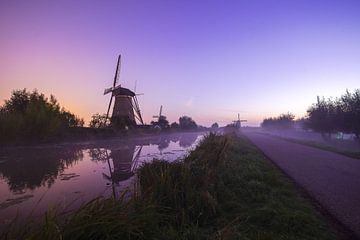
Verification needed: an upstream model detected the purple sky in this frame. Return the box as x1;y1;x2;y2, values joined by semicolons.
1;0;360;126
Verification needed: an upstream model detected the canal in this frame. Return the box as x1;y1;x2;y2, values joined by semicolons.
0;132;205;227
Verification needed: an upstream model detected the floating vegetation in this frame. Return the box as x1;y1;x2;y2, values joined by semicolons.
0;195;34;210
59;173;80;181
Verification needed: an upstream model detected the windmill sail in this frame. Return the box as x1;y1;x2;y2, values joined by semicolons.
104;87;114;95
105;55;122;119
113;55;121;87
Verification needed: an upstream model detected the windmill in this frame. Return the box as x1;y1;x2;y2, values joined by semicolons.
152;105;163;122
104;54;144;128
152;105;168;129
233;113;247;128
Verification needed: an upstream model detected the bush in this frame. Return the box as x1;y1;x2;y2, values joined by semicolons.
0;89;84;142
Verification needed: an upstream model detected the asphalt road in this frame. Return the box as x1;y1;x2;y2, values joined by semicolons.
243;131;360;238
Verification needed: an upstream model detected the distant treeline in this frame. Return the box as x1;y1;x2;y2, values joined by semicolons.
90;113;200;131
261;89;360;138
261;113;295;130
0;89;84;143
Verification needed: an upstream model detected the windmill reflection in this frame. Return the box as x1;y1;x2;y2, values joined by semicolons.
102;146;143;182
88;132;202;198
89;145;142;199
157;136;170;154
179;133;198;148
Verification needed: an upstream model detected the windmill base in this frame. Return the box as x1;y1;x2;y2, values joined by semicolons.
111;116;137;130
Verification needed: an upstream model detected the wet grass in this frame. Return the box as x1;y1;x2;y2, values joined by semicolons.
278;137;360;160
2;133;335;239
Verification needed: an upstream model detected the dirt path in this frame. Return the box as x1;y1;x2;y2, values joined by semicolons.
243;131;360;238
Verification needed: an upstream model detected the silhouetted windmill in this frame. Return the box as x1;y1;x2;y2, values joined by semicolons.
104;55;144;128
233;113;247;128
152;105;163;122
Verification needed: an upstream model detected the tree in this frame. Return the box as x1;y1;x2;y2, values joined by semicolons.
307;98;338;136
261;113;295;130
170;122;179;129
305;89;360;139
0;89;84;141
179;116;197;130
211;122;219;129
89;114;110;128
339;90;360;138
151;115;169;129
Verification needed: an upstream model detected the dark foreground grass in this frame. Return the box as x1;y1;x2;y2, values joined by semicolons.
2;133;335;239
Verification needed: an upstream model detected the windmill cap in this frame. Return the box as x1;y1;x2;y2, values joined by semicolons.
113;86;136;97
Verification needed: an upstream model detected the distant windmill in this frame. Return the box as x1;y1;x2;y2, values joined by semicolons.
233;113;247;128
104;54;144;127
152;105;163;122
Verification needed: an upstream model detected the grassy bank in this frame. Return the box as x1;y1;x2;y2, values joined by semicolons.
259;131;360;160
287;138;360;160
2;133;335;239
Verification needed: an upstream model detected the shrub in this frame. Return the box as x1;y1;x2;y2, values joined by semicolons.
0;89;83;142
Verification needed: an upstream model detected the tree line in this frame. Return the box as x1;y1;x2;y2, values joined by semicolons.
307;90;360;138
0;89;84;142
0;89;204;144
261;113;295;130
261;89;360;139
90;113;199;131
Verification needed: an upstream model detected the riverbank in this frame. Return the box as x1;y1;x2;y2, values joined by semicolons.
0;127;207;148
2;133;336;239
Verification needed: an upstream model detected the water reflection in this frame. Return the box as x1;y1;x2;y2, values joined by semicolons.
179;134;198;148
89;146;140;181
0;148;83;192
0;132;204;222
88;132;200;185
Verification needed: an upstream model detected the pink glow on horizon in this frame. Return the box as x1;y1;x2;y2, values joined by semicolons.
1;1;360;127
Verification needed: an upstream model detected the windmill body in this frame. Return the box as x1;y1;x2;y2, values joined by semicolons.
104;55;144;128
111;86;136;122
233;113;247;128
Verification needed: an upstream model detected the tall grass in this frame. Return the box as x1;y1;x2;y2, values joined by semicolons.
2;133;336;239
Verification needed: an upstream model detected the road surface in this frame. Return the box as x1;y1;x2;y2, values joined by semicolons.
243;131;360;238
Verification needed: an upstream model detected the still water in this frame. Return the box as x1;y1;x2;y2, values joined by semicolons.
0;132;204;226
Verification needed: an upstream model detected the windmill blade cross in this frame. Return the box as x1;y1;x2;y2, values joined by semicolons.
159;105;163;117
106;95;113;120
113;54;121;87
104;87;114;95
